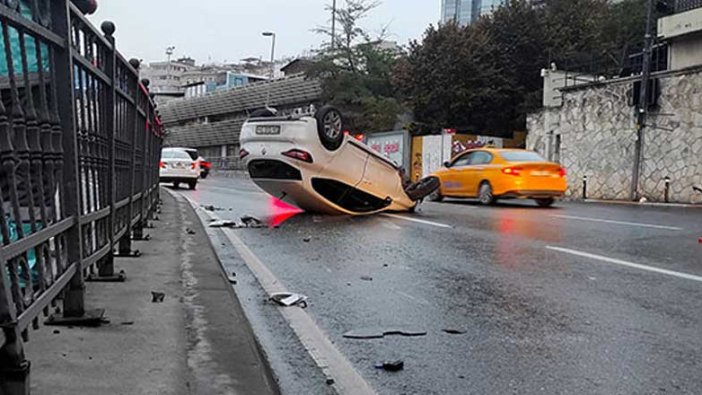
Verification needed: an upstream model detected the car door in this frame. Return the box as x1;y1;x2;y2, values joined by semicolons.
463;151;494;197
441;152;475;197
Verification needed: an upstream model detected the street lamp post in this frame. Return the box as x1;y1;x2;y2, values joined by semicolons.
165;46;175;82
262;32;276;109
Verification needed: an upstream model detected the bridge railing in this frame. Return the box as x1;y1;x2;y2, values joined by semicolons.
0;2;162;393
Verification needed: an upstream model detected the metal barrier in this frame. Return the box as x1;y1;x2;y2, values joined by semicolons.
0;2;163;393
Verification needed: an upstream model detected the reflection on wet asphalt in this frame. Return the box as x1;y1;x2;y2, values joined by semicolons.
173;176;702;395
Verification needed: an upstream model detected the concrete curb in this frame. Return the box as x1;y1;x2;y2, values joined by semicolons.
583;199;702;209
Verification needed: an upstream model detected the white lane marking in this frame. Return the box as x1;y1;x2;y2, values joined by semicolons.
546;246;702;283
382;213;452;229
551;214;683;231
179;192;376;395
380;219;402;230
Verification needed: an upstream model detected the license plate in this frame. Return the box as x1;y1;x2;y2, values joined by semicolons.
256;125;281;135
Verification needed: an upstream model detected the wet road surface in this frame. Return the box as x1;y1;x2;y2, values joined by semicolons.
171;176;702;395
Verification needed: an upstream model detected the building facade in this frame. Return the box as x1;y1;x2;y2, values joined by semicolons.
441;0;506;25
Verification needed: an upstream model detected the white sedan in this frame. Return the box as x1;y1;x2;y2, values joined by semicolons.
239;106;438;215
160;147;200;190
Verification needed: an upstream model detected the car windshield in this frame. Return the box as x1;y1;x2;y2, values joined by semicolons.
184;150;199;160
161;150;191;160
500;151;547;162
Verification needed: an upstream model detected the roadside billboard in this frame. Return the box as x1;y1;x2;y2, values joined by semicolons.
366;131;410;170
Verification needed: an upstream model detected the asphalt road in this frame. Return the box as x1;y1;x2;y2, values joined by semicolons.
171;175;702;395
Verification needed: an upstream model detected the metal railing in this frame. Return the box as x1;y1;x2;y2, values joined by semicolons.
0;2;163;393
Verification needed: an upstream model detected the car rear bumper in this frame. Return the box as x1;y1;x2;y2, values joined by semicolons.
500;190;565;199
160;176;198;183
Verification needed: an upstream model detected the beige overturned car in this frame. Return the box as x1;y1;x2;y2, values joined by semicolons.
239;106;439;215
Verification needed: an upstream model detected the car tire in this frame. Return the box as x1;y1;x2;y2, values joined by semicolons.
250;108;276;118
478;182;496;206
201;172;208;179
173;182;180;189
188;181;197;190
315;105;344;151
405;176;441;201
536;198;555;208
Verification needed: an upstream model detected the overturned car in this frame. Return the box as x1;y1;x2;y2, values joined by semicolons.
239;106;438;215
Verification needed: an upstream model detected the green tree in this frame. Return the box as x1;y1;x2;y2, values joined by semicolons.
308;0;403;132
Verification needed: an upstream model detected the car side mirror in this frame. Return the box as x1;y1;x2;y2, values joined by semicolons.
443;161;451;168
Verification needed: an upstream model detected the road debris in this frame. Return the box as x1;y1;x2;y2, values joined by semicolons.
209;220;240;228
53;330;60;334
227;272;237;284
303;236;312;242
442;329;467;335
202;205;226;211
120;321;135;326
270;292;308;308
241;215;265;228
343;328;427;339
360;276;373;281
374;360;404;372
186;228;196;235
151;291;165;303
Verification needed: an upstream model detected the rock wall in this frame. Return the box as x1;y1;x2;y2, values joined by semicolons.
527;67;702;203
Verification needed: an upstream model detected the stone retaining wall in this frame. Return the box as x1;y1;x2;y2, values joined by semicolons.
527;67;702;203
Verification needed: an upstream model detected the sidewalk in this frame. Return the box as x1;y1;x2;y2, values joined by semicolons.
25;190;279;395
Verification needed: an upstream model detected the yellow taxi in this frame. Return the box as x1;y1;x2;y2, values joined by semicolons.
431;148;567;207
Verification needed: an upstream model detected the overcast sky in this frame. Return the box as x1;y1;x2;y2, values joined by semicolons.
88;1;439;65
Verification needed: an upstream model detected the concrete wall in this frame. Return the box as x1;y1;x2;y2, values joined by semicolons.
670;33;702;70
527;67;702;203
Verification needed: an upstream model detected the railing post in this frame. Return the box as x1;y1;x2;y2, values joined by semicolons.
51;0;85;319
93;21;120;278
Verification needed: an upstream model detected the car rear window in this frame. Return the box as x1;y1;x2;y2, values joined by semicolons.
500;151;546;162
161;150;192;160
184;150;199;160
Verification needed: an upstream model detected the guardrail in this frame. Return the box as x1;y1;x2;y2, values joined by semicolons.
0;2;163;393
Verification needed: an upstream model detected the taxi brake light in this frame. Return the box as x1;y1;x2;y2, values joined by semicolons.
191;162;197;169
159;161;166;169
282;149;313;163
502;167;522;176
558;167;567;177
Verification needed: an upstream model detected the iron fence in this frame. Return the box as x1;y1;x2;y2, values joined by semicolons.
0;1;163;393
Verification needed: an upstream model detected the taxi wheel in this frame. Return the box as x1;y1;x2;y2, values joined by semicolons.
188;181;197;190
536;198;555;208
429;190;443;202
478;182;496;206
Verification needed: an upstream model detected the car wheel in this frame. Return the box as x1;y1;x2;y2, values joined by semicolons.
405;176;441;201
315;105;344;151
201;172;208;179
188;181;197;190
536;198;555;208
478;182;496;206
250;108;276;117
173;182;180;189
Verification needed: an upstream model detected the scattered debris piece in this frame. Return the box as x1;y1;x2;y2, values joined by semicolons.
360;276;373;281
241;215;265;228
383;264;388;267
53;329;60;334
374;360;404;372
442;329;467;335
227;274;237;284
303;237;312;243
151;291;165;303
202;205;225;212
186;228;196;235
270;292;308;308
343;328;427;339
209;220;240;228
325;378;335;385
120;321;135;326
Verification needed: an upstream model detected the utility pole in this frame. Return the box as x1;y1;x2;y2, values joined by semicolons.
262;32;276;108
631;0;655;200
331;0;337;50
165;46;175;82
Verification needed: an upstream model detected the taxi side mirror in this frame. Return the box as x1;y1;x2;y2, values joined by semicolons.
443;161;451;168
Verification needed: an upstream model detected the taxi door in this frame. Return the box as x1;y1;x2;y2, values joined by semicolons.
440;151;475;197
462;151;494;197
